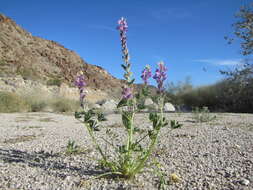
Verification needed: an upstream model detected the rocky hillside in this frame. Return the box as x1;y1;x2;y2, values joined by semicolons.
0;13;122;99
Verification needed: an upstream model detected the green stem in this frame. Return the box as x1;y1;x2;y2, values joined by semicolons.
132;131;159;175
132;97;165;176
86;125;108;163
128;112;134;153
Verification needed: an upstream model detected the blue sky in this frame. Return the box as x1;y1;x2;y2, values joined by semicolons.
1;0;252;87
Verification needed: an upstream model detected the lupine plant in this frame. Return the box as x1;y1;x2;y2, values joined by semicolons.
74;17;169;180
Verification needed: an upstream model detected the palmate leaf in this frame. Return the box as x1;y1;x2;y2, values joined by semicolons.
131;143;143;152
137;103;145;110
117;98;128;108
97;113;107;121
128;79;135;85
121;64;127;70
74;111;86;119
118;145;127;154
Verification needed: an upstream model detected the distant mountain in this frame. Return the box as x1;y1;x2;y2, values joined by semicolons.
0;13;123;98
0;14;160;101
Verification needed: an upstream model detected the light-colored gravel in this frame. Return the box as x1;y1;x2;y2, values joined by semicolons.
0;112;252;190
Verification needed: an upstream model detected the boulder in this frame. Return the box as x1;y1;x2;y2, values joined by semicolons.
101;99;117;113
164;102;176;112
144;98;154;106
92;104;101;109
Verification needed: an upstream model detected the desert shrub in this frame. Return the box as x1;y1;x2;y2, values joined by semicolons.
21;92;49;112
180;84;220;111
192;106;216;123
219;62;253;113
51;98;79;112
29;100;47;112
0;91;29;112
46;78;62;87
166;77;193;104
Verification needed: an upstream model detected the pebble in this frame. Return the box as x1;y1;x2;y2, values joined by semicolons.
0;112;252;189
240;178;250;186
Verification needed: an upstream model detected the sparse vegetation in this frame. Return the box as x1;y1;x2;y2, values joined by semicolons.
46;78;62;87
51;98;80;112
4;135;37;144
0;91;79;113
0;91;30;113
170;120;183;129
65;140;80;155
29;100;47;112
39;118;55;122
16;67;37;80
192;106;216;123
65;140;89;155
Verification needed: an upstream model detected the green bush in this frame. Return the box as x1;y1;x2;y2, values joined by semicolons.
51;98;79;112
46;78;62;87
0;91;30;113
192;106;216;123
29;101;47;112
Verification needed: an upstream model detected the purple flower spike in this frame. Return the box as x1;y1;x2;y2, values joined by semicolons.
122;86;133;100
117;17;128;32
75;72;87;108
141;65;152;85
153;61;167;93
75;74;86;89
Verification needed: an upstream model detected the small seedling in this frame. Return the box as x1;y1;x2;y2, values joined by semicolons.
152;159;169;190
170;120;183;129
66;140;80;155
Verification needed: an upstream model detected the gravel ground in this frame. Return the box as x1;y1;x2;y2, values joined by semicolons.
0;112;252;190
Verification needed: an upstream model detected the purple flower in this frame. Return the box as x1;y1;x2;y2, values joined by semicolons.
75;74;86;89
153;62;167;93
122;86;133;100
75;72;86;107
141;65;152;85
117;17;128;32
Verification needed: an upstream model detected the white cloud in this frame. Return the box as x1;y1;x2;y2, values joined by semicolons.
195;59;243;66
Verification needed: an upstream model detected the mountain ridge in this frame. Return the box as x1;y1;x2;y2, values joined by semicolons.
0;13;123;98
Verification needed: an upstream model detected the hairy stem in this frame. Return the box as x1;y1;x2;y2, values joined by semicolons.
86;124;108;164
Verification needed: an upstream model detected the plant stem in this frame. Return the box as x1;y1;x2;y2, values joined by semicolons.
86;124;108;163
132;131;159;175
132;97;164;176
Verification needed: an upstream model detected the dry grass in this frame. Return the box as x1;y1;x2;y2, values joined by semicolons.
0;91;80;113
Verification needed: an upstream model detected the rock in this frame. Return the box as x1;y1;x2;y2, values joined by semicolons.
144;98;159;112
164;102;176;112
92;104;101;109
101;99;117;113
144;98;154;106
240;178;250;185
170;173;181;183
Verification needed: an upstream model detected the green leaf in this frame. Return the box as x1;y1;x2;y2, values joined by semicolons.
132;144;143;152
121;64;127;70
137;103;145;110
97;113;107;121
74;111;82;119
117;98;128;108
118;145;127;154
133;127;140;133
122;111;133;129
148;130;155;139
128;79;135;85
